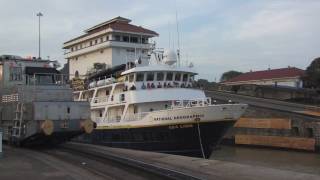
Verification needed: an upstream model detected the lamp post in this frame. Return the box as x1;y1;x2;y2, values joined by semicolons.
36;12;43;59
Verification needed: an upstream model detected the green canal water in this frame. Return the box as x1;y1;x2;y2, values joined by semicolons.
210;145;320;175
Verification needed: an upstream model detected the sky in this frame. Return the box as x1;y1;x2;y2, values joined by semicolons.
0;0;319;81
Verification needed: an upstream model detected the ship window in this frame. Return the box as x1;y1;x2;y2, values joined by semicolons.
100;37;103;43
133;105;138;113
175;73;181;81
190;74;195;81
125;75;128;81
157;72;164;81
146;73;154;81
106;35;109;41
90;41;93;46
9;67;22;81
166;72;173;81
95;39;98;44
183;74;188;82
136;73;144;81
123;36;129;42
129;74;134;82
130;36;138;43
75;71;79;78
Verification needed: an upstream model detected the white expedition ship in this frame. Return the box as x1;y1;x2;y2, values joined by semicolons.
73;49;247;158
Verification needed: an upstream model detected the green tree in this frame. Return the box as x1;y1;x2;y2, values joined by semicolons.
220;70;243;82
304;57;320;88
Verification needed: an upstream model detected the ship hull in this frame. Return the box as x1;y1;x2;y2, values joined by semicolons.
77;120;235;158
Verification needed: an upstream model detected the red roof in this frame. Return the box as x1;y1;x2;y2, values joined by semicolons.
225;67;305;83
64;17;158;45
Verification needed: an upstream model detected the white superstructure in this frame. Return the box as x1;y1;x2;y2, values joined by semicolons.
74;50;247;129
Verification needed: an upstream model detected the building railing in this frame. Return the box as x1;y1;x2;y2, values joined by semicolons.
64;39;152;55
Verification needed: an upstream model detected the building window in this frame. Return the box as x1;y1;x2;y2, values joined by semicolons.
136;73;144;81
130;36;138;43
71;47;74;52
10;67;22;81
292;127;299;136
95;39;98;44
306;128;314;138
146;73;154;81
106;35;109;41
166;72;173;81
115;35;121;41
157;72;164;81
123;36;129;42
175;73;181;81
90;41;93;46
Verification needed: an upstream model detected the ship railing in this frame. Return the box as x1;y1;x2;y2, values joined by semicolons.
124;112;150;121
1;94;19;103
89;96;109;104
76;98;89;102
171;98;212;109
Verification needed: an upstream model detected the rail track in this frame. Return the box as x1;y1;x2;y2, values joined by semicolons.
41;143;202;180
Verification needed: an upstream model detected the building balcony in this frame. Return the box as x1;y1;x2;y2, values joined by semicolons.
64;40;152;59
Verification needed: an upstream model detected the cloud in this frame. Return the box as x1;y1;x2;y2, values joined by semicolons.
0;0;319;81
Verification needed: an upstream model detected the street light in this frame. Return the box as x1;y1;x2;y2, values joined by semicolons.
36;12;43;59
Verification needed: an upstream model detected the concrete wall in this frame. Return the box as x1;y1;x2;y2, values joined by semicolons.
69;48;112;78
235;134;315;151
225;106;320;151
111;48;149;66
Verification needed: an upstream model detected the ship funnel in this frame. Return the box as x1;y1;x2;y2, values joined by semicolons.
163;49;177;65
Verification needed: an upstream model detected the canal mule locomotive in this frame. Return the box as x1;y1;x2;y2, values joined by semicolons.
0;55;94;146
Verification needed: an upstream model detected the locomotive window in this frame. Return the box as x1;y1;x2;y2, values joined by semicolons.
9;67;22;81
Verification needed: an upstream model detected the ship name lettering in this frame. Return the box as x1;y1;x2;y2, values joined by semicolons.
154;114;204;121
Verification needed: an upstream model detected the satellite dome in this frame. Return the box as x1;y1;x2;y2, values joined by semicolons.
162;49;177;65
